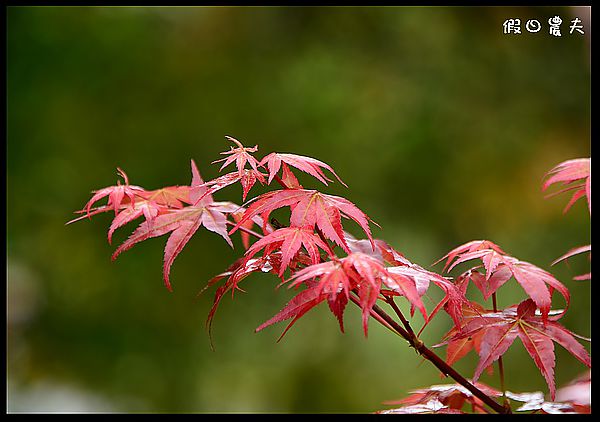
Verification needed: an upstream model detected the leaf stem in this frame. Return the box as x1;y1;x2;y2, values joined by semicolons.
492;292;509;410
385;296;416;339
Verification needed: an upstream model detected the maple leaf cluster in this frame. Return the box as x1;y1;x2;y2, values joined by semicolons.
70;138;590;414
543;157;591;281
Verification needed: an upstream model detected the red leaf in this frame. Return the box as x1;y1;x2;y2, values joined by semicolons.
543;158;590;215
229;189;374;252
437;241;570;321
327;292;348;332
443;299;591;400
140;186;191;208
552;244;591;266
283;252;426;336
112;202;235;291
107;200;161;244
255;287;327;341
552;244;591;281
434;240;506;273
260;152;347;187
202;254;281;347
212;136;262;179
245;227;332;276
82;168;146;217
195;169;267;204
473;323;519;382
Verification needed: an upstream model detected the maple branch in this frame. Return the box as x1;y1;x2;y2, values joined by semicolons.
492;292;509;409
348;294;400;336
353;295;510;414
384;296;416;339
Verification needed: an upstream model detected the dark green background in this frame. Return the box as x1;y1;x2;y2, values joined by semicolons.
7;6;590;413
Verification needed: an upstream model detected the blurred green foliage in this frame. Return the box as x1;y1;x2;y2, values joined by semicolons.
7;6;590;413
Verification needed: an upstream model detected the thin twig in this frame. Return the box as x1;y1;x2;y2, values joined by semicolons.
385;296;416;339
356;295;510;414
492;292;509;411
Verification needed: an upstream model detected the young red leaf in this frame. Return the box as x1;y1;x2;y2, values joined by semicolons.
202;253;283;347
112;201;237;291
281;252;426;336
434;240;506;273
552;244;591;266
194;169;267;204
229;189;374;253
107;200;161;244
327;292;349;332
212;136;263;181
244;227;332;276
543;158;591;215
139;186;192;209
82;168;146;217
259;152;347;187
443;299;591;400
437;241;570;321
255;285;327;341
552;244;591;281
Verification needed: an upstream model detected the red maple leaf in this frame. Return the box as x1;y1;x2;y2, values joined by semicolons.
436;241;570;321
434;240;506;273
543;158;591;215
105;160;242;291
111;201;238;291
138;185;192;208
194;169;267;203
229;189;374;253
551;244;591;281
256;252;426;337
212;136;265;182
440;299;591;400
259;152;347;187
345;233;468;329
80;167;146;217
244;227;332;276
201;252;286;347
106;200;161;244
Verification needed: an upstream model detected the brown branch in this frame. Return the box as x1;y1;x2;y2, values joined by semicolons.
385;296;416;339
353;295;510;414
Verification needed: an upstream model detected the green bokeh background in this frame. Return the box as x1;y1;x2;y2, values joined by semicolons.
7;6;590;413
